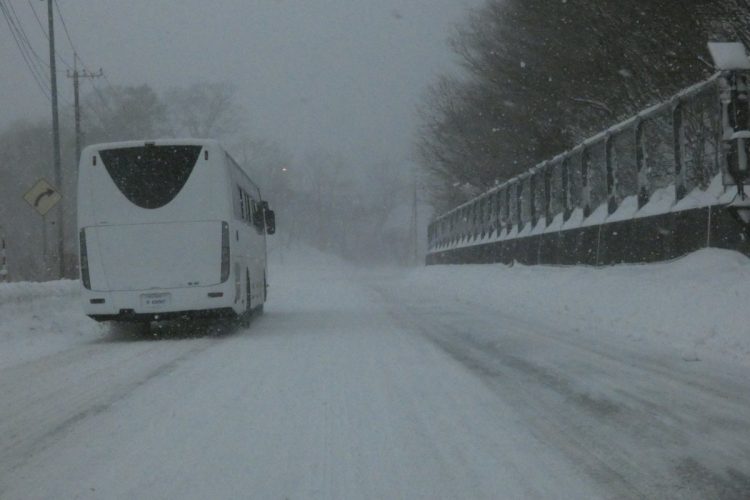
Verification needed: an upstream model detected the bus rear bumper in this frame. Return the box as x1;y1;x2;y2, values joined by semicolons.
87;307;237;323
82;283;243;322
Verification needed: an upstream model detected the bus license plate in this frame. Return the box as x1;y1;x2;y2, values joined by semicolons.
141;292;171;308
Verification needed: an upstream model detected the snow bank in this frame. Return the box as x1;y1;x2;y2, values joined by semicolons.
0;280;105;370
408;249;750;367
0;279;79;303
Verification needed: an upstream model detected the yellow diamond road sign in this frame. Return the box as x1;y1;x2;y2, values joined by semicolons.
24;179;62;216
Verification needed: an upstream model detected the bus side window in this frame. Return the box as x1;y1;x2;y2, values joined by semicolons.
238;187;245;220
252;201;264;230
244;192;251;222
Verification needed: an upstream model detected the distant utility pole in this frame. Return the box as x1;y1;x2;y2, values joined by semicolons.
67;55;103;161
46;0;64;278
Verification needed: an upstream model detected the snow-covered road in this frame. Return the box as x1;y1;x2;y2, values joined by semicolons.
1;253;750;499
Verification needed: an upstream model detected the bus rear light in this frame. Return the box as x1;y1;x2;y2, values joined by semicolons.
220;222;230;283
79;229;91;290
90;298;105;304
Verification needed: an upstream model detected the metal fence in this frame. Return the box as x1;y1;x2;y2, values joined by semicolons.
428;74;724;251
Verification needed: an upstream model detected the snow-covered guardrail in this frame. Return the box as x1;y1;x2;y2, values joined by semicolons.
427;74;750;265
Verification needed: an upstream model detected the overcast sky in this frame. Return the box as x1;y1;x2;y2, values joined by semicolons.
1;0;480;167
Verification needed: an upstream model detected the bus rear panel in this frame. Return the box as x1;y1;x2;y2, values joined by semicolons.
77;139;269;322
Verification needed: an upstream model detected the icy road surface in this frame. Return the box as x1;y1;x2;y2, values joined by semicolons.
1;255;750;499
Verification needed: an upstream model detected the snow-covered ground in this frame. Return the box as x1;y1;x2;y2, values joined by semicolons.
402;248;750;367
0;280;105;371
3;248;747;370
1;248;749;498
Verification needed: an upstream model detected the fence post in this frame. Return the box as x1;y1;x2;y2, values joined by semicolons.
462;210;466;242
562;157;571;220
477;199;483;239
504;186;510;234
544;164;552;225
495;188;503;237
515;182;523;230
477;201;483;239
635;120;650;208
582;147;592;217
451;213;456;245
673;101;687;201
530;173;537;227
487;196;493;236
471;204;478;240
605;135;618;214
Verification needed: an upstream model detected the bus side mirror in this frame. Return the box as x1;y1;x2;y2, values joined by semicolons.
265;209;276;235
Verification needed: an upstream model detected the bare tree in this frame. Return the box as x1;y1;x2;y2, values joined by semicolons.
164;82;243;140
83;84;169;144
416;0;733;211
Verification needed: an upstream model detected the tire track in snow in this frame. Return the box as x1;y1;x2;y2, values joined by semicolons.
376;283;750;500
0;328;230;491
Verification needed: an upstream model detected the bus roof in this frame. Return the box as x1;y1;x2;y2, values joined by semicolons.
82;139;222;155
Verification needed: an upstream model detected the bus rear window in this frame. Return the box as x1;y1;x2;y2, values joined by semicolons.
99;145;202;209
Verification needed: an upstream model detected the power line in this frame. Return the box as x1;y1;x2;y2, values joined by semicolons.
5;0;109;126
0;0;51;101
84;98;110;132
27;0;73;70
50;0;96;79
5;0;49;69
88;78;114;114
35;0;102;113
5;0;74;107
27;0;47;37
101;72;116;91
53;0;75;54
1;0;48;73
4;0;73;108
50;0;116;100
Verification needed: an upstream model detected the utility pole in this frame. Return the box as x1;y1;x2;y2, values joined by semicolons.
66;55;103;162
46;0;64;279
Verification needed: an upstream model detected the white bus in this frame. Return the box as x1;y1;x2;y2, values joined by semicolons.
77;139;275;324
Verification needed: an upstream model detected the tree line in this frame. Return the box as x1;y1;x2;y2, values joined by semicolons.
416;0;750;213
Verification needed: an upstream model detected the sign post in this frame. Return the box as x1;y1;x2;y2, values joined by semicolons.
24;179;62;217
23;179;63;280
